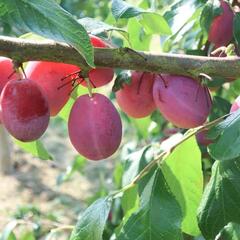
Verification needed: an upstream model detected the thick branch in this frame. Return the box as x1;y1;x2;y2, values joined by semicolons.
0;36;240;79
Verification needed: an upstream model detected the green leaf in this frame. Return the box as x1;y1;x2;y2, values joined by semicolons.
122;145;154;187
70;197;112;240
216;222;240;240
131;116;152;139
198;159;240;239
121;185;139;218
57;155;86;185
78;17;128;38
0;221;17;240
118;169;183;240
19;231;35;240
0;0;94;67
209;96;231;122
234;13;240;46
208;109;240;161
126;17;151;51
162;136;203;236
14;139;52;160
139;13;172;35
111;0;144;20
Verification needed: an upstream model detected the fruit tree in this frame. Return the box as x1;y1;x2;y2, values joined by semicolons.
0;0;240;239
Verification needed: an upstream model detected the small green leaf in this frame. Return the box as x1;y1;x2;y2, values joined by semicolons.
216;222;240;240
139;13;172;35
162;136;203;236
234;13;240;46
208;109;240;161
118;169;183;240
78;17;128;38
0;221;17;240
14;139;52;160
111;0;143;20
0;0;94;67
122;145;154;187
112;70;131;92
70;197;112;240
126;17;151;51
198;159;240;239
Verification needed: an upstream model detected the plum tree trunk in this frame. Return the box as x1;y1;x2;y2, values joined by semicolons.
0;125;13;174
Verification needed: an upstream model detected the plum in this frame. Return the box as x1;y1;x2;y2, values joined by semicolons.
0;78;50;141
230;95;240;112
116;71;156;118
25;61;79;116
68;93;122;160
153;75;212;128
0;57;18;94
208;0;234;47
80;35;114;88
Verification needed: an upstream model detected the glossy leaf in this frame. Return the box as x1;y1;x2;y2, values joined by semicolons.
78;17;128;38
162;136;203;236
198;159;240;239
139;13;172;35
216;222;240;240
233;13;240;46
14;139;53;160
0;0;94;67
118;169;183;240
208;109;240;160
70;197;112;240
111;0;143;20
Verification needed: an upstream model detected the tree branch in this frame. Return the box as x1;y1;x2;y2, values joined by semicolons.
0;35;240;79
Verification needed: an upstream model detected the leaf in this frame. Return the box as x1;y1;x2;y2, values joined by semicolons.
14;139;53;160
198;159;240;239
216;222;240;240
19;231;35;240
121;185;139;219
234;13;240;46
112;70;131;92
122;145;154;187
162;136;203;236
208;109;240;161
118;169;183;240
126;18;151;51
0;0;94;67
70;197;112;240
209;96;231;122
131;116;152;139
78;17;128;38
111;0;143;20
57;155;86;185
0;221;17;240
139;13;172;35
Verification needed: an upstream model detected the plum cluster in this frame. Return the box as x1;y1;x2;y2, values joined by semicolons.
3;26;237;160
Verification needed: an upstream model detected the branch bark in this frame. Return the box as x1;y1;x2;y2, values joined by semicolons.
0;35;240;79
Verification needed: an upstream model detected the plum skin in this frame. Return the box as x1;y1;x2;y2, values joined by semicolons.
80;35;114;88
0;56;18;123
116;71;156;118
0;57;18;93
208;0;234;47
0;78;50;142
68;93;122;160
153;75;212;129
25;61;79;116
